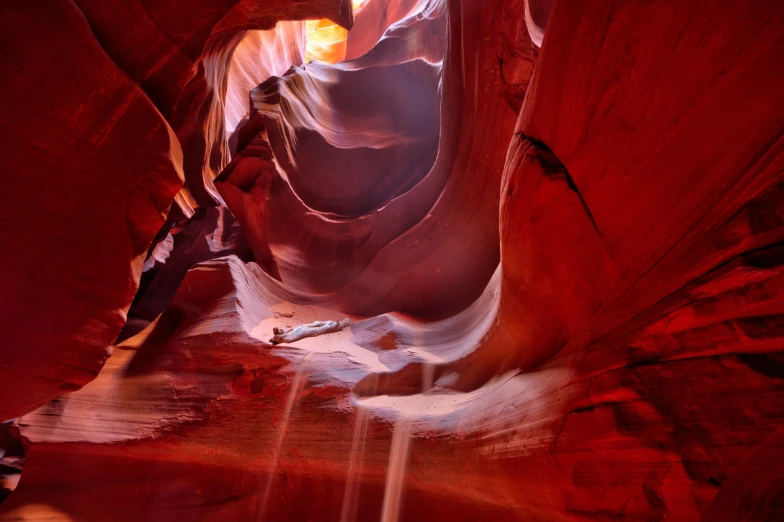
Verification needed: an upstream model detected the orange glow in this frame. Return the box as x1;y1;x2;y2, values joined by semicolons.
304;19;348;64
304;0;370;64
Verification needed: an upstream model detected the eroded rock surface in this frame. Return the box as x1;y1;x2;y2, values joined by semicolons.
0;1;183;420
1;0;783;520
0;0;349;420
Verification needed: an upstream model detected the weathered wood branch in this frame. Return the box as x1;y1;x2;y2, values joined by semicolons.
270;318;351;345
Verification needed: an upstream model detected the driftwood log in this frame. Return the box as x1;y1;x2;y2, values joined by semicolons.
269;318;351;345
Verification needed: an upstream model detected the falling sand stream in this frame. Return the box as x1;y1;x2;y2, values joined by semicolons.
340;373;378;522
377;362;435;521
258;353;311;521
380;416;414;522
340;407;370;522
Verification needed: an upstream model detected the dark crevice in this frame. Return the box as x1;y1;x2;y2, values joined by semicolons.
743;239;784;269
0;421;24;506
736;353;784;380
554;405;596;447
588;237;784;361
519;134;604;238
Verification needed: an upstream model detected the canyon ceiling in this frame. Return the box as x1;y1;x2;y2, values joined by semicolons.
0;0;783;520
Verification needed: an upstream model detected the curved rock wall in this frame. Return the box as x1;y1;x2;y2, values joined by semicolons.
1;0;782;520
0;0;349;420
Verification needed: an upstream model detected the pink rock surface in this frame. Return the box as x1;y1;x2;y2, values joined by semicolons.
219;0;533;320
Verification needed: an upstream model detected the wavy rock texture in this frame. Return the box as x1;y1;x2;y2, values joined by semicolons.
118;205;254;342
0;0;348;420
220;0;533;319
0;1;183;420
344;0;431;61
1;0;783;520
172;21;311;208
3;257;574;520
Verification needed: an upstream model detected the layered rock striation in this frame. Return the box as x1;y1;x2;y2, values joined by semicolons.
1;0;783;520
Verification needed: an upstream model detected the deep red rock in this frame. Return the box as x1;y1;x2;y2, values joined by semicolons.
1;0;783;520
0;1;183;420
0;0;349;420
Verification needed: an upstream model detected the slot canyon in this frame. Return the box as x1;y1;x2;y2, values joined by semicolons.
1;0;783;520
